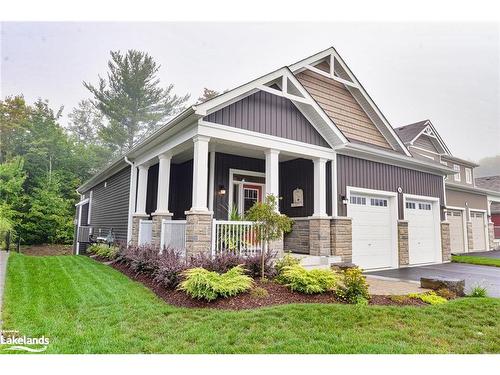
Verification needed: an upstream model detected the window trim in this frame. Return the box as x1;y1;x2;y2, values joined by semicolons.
465;168;472;184
453;164;461;182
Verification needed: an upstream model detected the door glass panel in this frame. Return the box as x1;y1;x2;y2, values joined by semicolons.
243;188;259;212
232;184;240;214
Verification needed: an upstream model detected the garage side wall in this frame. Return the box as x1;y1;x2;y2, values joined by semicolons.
84;166;131;244
337;155;445;219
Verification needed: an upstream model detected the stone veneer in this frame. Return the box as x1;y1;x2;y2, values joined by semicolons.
466;221;473;251
397;220;409;266
441;221;451;262
131;214;149;246
330;217;352;262
185;211;213;257
151;213;172;248
283;219;310;254
309;218;331;256
488;222;495;250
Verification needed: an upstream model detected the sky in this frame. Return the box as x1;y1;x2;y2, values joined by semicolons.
1;22;499;162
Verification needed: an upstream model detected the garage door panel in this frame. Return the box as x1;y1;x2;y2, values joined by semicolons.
447;210;465;253
471;212;486;251
405;199;440;265
349;192;395;270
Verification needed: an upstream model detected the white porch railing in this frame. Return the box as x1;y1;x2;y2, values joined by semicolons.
161;219;187;250
212;220;264;256
138;219;153;245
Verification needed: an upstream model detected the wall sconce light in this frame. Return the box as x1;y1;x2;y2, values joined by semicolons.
218;185;226;196
341;195;349;205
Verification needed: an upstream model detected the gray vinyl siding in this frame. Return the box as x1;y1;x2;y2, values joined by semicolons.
85;166;131;244
413;135;439;153
337;155;445;219
204;90;329;147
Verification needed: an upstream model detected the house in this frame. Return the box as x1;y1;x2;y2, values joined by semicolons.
395;120;500;253
75;46;467;270
475;176;500;247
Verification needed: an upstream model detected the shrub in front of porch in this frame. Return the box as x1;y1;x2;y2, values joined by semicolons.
178;265;254;301
335;267;370;304
88;243;119;260
278;264;339;294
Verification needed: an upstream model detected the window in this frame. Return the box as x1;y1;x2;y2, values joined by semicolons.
243;188;259;212
350;196;366;205
453;164;461;182
406;202;416;209
418;203;432;211
465;168;472;184
370;198;388;207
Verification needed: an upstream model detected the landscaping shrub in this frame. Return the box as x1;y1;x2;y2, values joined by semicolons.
279;264;338;294
408;291;447;305
190;252;245;274
469;285;488;298
242;251;277;279
390;295;411;304
126;245;162;275
88;243;119;260
436;288;457;300
275;252;300;282
250;286;269;299
153;248;188;289
178;265;254;301
335;267;370;304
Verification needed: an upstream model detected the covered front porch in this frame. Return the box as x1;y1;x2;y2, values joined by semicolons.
128;123;341;258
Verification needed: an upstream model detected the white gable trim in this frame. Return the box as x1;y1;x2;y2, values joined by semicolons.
193;67;349;148
410;120;451;155
289;47;412;157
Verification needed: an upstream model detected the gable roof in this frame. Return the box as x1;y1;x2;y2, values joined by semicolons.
395;119;451;155
288;47;412;156
475;176;500;192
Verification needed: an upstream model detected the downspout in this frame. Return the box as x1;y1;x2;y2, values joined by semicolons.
124;157;136;244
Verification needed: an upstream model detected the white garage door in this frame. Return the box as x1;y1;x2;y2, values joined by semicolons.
348;193;395;270
405;200;439;265
471;212;486;251
447;210;465;253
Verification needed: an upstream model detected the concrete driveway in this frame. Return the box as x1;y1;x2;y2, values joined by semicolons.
366;262;500;297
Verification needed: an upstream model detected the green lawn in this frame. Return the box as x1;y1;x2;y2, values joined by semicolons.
1;254;499;354
452;254;500;267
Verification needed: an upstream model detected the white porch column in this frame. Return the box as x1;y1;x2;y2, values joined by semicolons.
190;135;210;212
154;152;172;214
208;150;216;212
136;164;149;215
265;149;280;199
313;157;327;217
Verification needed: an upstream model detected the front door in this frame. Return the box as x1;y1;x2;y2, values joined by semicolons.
229;170;266;218
242;184;262;213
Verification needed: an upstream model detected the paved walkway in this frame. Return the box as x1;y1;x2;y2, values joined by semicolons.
366;275;430;295
0;251;9;329
367;262;500;297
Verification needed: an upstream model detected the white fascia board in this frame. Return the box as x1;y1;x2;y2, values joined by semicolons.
446;181;497;196
411;120;451;155
487;194;500;203
198;120;335;160
75;198;90;207
336;142;455;176
133;124;198;166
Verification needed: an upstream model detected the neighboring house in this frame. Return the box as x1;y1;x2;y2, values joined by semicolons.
475;176;500;245
395;120;500;253
75;47;460;270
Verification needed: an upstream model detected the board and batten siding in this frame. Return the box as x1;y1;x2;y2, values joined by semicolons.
204;90;329;147
295;67;393;150
84;166;131;243
337;155;445;219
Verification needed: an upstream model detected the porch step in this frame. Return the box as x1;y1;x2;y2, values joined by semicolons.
290;254;342;270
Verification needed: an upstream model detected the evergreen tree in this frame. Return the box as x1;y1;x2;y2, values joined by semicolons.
197;87;220;103
84;50;190;151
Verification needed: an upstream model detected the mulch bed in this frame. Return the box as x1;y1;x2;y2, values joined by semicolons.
110;261;428;310
20;244;73;256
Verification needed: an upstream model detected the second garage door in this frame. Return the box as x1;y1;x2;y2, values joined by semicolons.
405;199;440;265
348;192;396;270
471;211;486;251
447;209;465;253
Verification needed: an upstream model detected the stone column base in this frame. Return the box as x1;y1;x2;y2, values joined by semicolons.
309;218;331;256
466;221;473;251
283;219;309;255
185;211;213;258
268;237;284;258
151;212;173;248
488;222;495;250
131;214;150;246
398;220;409;266
330;217;352;262
441;221;451;262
